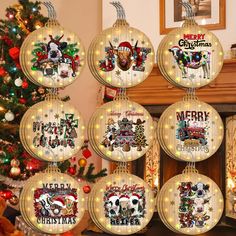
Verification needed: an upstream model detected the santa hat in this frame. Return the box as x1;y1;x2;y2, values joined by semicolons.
53;197;65;207
132;193;140;199
66;194;77;202
118;41;133;54
108;193;116;198
170;46;181;50
119;195;130;201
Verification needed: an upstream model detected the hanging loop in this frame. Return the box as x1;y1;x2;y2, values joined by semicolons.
43;1;60;27
114;88;129;101
183;88;198;101
45;88;60;101
180;1;198;26
44;162;61;173
182;162;198;174
110;1;129;27
113;162;129;174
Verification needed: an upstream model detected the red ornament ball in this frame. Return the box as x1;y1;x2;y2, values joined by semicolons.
19;97;27;104
0;67;7;77
83;185;91;194
9;47;20;60
67;166;76;175
22;80;29;89
0;190;13;200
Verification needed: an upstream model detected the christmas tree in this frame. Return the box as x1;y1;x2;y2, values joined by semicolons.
0;0;106;203
134;118;147;151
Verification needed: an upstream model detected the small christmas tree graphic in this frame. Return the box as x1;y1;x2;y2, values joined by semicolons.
134;119;147;151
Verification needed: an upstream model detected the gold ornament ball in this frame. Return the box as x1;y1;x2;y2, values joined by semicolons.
10;166;21;176
10;159;20;167
3;75;11;84
78;158;87;167
9;195;19;205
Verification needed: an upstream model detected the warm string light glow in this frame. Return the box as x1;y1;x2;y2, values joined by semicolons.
157;172;224;235
157;22;224;89
19;99;85;162
88;99;154;162
157;99;224;162
88;24;154;88
20;24;85;88
20;171;85;234
88;172;155;235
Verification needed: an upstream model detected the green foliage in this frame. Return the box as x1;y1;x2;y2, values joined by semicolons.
0;1;49;181
77;163;107;183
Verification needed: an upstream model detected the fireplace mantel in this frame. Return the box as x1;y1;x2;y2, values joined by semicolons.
127;59;236;105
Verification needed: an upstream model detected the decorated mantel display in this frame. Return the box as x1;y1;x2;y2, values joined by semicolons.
157;166;224;235
157;94;224;162
157;3;223;89
20;166;85;234
19;94;85;162
88;97;154;162
20;5;85;88
88;166;155;235
88;1;154;88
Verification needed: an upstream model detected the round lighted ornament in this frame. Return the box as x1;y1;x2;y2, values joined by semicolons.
88;172;155;235
20;20;85;88
157;19;223;88
20;170;85;234
19;97;85;162
88;99;154;162
157;98;224;162
88;2;154;88
157;172;224;235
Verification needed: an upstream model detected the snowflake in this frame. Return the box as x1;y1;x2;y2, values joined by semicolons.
60;149;63;152
141;40;145;45
133;73;137;77
36;115;41;121
115;70;121;76
113;37;119;43
44;114;48;118
189;74;196;79
49;109;53;113
172;65;176;69
45;150;50;155
61;111;65;114
170;201;175;205
54;114;60;119
208;207;213;212
131;38;134;42
67;37;71;41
